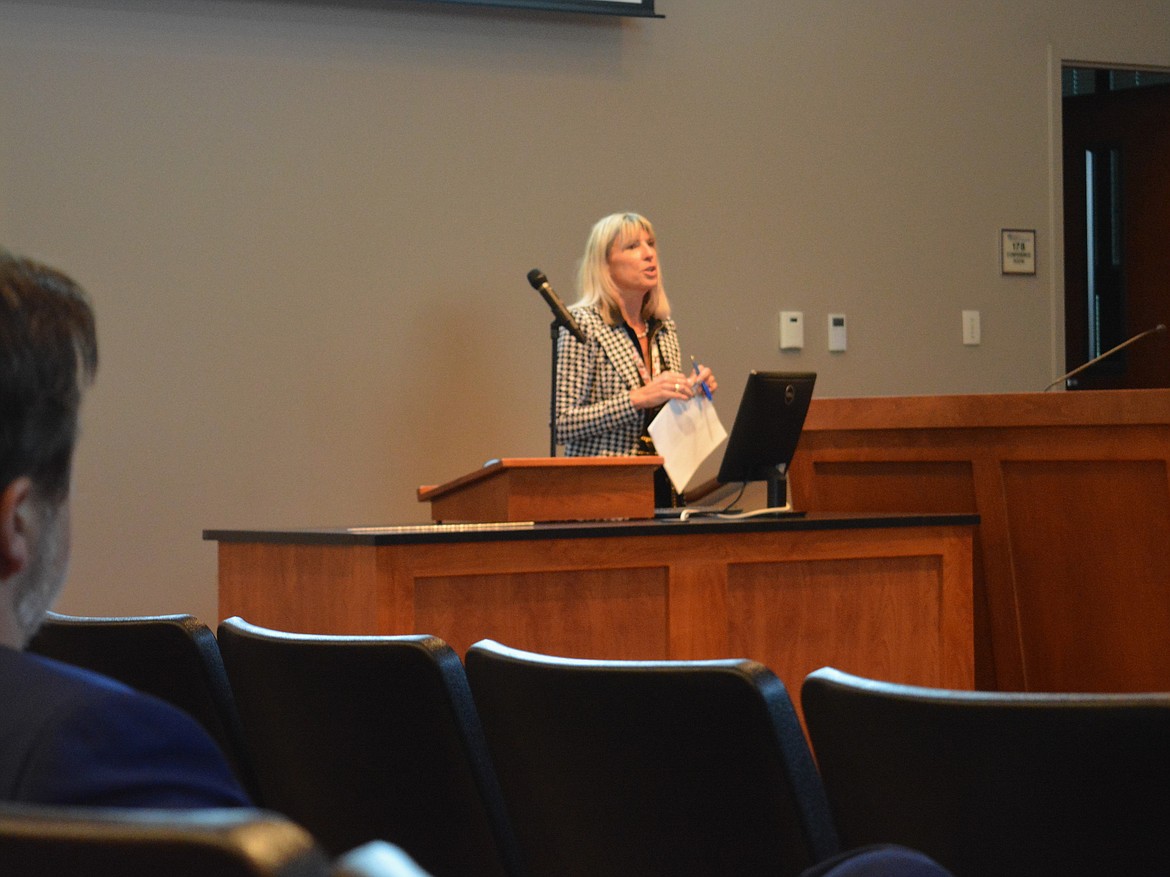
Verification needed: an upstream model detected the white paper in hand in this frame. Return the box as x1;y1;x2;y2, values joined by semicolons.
647;395;728;493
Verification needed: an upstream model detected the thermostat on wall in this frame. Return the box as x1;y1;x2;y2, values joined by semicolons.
828;314;847;352
779;311;804;350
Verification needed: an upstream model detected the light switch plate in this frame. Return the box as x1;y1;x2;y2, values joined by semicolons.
963;310;981;346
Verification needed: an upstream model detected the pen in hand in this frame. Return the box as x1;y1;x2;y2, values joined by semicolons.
690;356;713;401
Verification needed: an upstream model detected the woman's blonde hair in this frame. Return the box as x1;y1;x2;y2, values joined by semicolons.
575;212;671;326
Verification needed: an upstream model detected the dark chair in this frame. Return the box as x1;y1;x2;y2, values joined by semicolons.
0;803;327;877
27;611;259;801
463;639;841;877
216;617;525;877
801;666;1170;876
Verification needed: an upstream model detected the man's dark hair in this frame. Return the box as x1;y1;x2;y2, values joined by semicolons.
0;251;98;503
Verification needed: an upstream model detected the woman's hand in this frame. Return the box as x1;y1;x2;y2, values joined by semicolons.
630;370;695;410
691;364;718;397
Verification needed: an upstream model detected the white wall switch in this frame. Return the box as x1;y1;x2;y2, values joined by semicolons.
828;313;847;352
962;310;981;346
779;311;804;350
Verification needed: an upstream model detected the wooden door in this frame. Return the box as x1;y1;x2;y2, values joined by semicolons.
1063;83;1170;389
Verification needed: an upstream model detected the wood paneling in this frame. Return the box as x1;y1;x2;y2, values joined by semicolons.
414;566;670;660
791;389;1170;692
728;556;949;690
213;517;975;719
1000;459;1170;691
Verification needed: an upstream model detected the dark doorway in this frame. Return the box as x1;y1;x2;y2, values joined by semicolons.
1062;69;1170;389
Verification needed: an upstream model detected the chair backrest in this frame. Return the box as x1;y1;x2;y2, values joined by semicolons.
801;666;1170;876
463;639;840;877
0;803;327;877
27;611;259;801
216;617;524;877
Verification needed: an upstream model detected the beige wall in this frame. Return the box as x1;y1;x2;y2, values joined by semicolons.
2;0;1169;626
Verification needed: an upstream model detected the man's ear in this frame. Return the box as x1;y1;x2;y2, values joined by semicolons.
0;477;34;579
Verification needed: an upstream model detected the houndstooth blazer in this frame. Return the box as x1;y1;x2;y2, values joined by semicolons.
555;305;682;456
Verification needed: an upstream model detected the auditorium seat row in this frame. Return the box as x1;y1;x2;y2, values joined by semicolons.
22;612;1170;877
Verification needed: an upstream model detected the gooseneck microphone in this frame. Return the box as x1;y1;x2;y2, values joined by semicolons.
1043;323;1167;391
528;269;586;344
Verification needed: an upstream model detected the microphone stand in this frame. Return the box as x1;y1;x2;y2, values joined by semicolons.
528;270;584;456
548;320;559;456
1043;324;1167;391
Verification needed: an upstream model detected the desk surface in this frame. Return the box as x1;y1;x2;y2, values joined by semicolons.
204;511;979;547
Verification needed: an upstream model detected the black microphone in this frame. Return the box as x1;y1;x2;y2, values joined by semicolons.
1043;323;1167;391
528;269;586;344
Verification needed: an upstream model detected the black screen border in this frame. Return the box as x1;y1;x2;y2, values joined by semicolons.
389;0;661;17
716;371;817;486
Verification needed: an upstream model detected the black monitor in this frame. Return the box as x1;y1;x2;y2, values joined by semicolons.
716;371;817;509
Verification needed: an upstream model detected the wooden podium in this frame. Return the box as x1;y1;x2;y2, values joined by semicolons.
417;456;662;523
